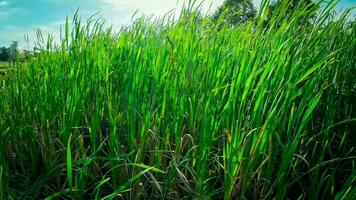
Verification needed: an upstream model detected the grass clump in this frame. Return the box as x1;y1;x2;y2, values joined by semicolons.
0;0;355;199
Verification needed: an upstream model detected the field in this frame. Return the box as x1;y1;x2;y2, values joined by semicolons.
0;61;9;70
0;61;9;82
0;61;8;67
0;2;355;200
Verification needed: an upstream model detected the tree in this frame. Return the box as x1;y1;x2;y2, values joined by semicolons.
213;0;257;26
0;47;9;61
264;0;318;27
270;0;314;12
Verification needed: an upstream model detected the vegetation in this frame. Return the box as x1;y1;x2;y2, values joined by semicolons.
0;47;9;62
213;0;256;25
0;0;355;199
268;0;315;12
0;45;31;63
263;0;319;27
0;61;9;73
0;61;8;67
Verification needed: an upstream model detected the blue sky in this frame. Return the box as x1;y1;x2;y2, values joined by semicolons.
0;0;355;49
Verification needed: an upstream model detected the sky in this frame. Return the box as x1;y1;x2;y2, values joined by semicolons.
0;0;355;49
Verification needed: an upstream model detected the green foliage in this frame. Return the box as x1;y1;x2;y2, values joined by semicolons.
0;47;9;61
213;0;256;25
271;0;314;11
0;1;355;199
263;0;319;27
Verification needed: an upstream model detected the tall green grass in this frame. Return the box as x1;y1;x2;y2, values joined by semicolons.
0;0;355;199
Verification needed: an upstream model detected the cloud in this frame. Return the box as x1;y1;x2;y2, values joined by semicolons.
0;7;27;20
0;20;63;49
100;0;224;16
0;0;267;47
50;20;66;26
99;0;264;20
0;1;9;7
0;25;34;48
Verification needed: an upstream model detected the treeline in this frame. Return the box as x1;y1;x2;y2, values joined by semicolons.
0;46;32;62
212;0;317;26
0;47;9;61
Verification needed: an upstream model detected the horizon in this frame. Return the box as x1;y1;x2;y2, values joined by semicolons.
0;0;355;49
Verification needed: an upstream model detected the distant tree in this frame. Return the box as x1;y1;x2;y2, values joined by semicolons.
264;0;318;27
213;0;257;26
0;47;9;61
268;0;313;10
23;50;32;60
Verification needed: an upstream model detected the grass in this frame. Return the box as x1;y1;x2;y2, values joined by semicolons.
0;61;9;88
0;61;9;73
0;0;355;199
0;61;8;67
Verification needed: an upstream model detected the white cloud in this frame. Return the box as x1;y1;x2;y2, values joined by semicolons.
0;1;9;7
100;0;225;17
99;0;263;22
0;7;27;20
0;26;33;48
0;0;264;48
0;22;62;49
